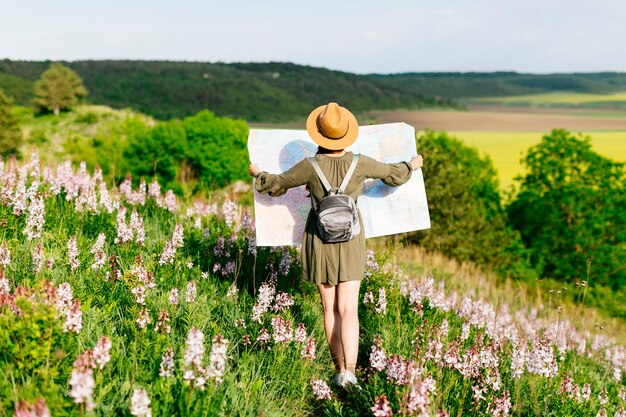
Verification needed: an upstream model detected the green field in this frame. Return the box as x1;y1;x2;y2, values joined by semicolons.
438;130;626;190
469;91;626;108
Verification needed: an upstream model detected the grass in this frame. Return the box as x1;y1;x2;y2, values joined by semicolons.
440;130;626;190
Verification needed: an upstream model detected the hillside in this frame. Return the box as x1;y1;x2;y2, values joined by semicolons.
1;154;625;416
0;60;453;122
3;59;626;122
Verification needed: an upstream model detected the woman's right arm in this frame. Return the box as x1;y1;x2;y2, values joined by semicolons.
250;159;313;197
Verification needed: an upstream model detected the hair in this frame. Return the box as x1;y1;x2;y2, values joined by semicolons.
316;146;344;155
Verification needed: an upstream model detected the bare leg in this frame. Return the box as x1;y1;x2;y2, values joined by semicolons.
337;280;361;374
317;284;344;373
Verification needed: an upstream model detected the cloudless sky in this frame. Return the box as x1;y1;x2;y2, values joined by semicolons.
2;0;626;74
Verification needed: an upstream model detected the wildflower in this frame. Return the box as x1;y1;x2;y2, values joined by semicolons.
0;274;9;294
32;242;45;273
115;206;133;244
221;199;238;227
460;321;471;341
257;328;271;345
168;288;179;305
0;241;9;267
183;327;206;389
90;233;107;269
511;342;527;379
387;354;409;385
302;337;316;360
295;323;307;343
271;316;294;344
370;335;387;371
93;336;112;370
67;236;80;271
214;236;225;256
234;318;246;329
251;280;275;322
63;299;83;333
405;381;430;416
130;209;145;245
222;261;236;276
185;281;197;303
23;194;45;240
186;261;193;269
69;351;95;410
226;283;238;298
163;190;178;212
131;285;147;305
242;334;251;346
159;348;175;378
371;394;392;417
273;291;295;312
487;390;511;417
375;287;387;315
129;388;152;417
207;334;229;383
365;249;380;275
279;249;292;276
56;282;73;311
148;178;161;199
310;379;332;400
136;307;150;329
526;337;558;378
13;397;51;417
155;309;171;334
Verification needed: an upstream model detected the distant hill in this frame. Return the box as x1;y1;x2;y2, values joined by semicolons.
2;59;626;121
372;71;626;98
0;60;453;122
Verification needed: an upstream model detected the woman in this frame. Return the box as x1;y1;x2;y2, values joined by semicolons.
248;102;423;387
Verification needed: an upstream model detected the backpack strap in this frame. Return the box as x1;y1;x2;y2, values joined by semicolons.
338;154;359;194
308;157;333;193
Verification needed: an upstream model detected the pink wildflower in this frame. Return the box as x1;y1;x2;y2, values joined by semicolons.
310;379;332;400
93;336;112;370
130;209;145;245
185;281;197;303
370;335;387;371
67;236;80;271
90;233;107;270
136;307;150;329
295;323;307;343
32;242;45;273
13;397;51;417
0;241;9;267
63;299;83;333
271;316;294;344
273;291;295;312
23;194;45;240
168;288;179;305
257;328;271;345
159;348;175;378
372;394;392;417
207;334;229;383
130;388;152;417
155;309;171;334
251;280;275;322
302;337;316;360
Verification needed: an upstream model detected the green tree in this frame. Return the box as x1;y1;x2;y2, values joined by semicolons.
0;89;22;157
32;64;87;115
182;110;249;189
409;130;533;279
508;129;625;288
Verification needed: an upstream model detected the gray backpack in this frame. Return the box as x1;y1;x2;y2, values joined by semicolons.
308;154;361;243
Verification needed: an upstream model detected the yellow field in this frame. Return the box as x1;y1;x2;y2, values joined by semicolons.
429;130;626;190
470;91;626;107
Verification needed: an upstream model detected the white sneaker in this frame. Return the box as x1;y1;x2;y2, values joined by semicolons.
342;370;360;389
332;372;345;387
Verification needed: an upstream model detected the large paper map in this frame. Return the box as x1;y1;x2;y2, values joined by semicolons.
248;123;430;246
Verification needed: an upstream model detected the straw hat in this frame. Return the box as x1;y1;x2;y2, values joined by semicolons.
306;102;359;150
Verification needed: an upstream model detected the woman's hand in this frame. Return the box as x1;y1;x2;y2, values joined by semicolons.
249;163;261;178
409;155;423;170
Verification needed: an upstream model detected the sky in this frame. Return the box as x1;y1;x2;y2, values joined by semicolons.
2;0;626;74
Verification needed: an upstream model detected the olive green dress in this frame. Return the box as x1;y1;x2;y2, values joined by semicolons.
255;151;413;285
